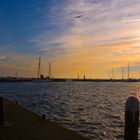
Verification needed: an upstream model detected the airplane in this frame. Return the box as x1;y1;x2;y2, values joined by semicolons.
74;15;83;19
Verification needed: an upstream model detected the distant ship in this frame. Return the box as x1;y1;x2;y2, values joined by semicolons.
32;78;52;82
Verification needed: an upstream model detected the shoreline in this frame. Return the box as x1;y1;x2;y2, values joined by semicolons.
0;97;88;140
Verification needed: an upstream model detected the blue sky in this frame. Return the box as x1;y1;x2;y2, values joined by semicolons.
1;0;140;78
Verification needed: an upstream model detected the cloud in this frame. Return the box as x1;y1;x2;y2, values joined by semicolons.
33;0;140;50
124;19;140;23
0;56;6;61
26;0;140;77
1;0;140;78
0;51;39;77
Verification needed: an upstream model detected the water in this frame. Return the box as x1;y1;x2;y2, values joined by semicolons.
0;82;140;139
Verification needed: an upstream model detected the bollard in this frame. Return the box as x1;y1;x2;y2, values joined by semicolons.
0;97;5;127
124;96;139;140
41;114;46;120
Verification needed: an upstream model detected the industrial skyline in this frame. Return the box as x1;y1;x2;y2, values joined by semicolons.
1;57;139;80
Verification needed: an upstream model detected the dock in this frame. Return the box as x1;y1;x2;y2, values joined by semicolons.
0;98;88;140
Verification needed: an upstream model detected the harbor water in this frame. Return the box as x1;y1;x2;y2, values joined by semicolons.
0;82;140;140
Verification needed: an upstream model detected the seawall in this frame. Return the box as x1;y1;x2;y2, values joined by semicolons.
0;97;88;140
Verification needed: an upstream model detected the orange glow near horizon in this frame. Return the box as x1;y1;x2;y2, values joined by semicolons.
1;40;140;79
1;1;140;78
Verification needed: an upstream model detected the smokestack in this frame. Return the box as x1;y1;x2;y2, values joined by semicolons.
48;62;52;78
37;57;41;78
122;67;124;80
128;63;130;80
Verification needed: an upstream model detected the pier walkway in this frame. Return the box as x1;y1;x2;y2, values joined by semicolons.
0;98;88;140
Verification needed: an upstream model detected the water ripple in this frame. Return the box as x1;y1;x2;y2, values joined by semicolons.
0;82;140;139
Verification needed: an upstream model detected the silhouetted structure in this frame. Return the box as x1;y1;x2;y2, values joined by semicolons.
124;96;139;140
37;57;41;78
122;67;124;80
83;74;85;80
48;62;52;79
40;74;44;79
127;63;130;80
0;97;5;126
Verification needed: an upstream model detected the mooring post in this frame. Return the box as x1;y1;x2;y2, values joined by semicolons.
124;96;139;140
41;114;46;120
0;96;5;126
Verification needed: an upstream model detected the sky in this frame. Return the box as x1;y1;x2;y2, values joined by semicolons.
1;0;140;78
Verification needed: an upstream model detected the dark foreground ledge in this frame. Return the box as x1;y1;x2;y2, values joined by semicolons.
0;98;88;140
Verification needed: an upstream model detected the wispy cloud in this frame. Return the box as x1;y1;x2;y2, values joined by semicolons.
0;51;39;77
0;56;6;61
1;0;140;77
33;0;140;50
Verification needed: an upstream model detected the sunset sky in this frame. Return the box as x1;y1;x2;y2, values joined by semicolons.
1;0;140;78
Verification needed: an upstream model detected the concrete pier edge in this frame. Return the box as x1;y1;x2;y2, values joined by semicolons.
0;97;88;140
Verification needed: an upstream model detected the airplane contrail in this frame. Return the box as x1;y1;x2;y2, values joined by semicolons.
124;19;140;23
